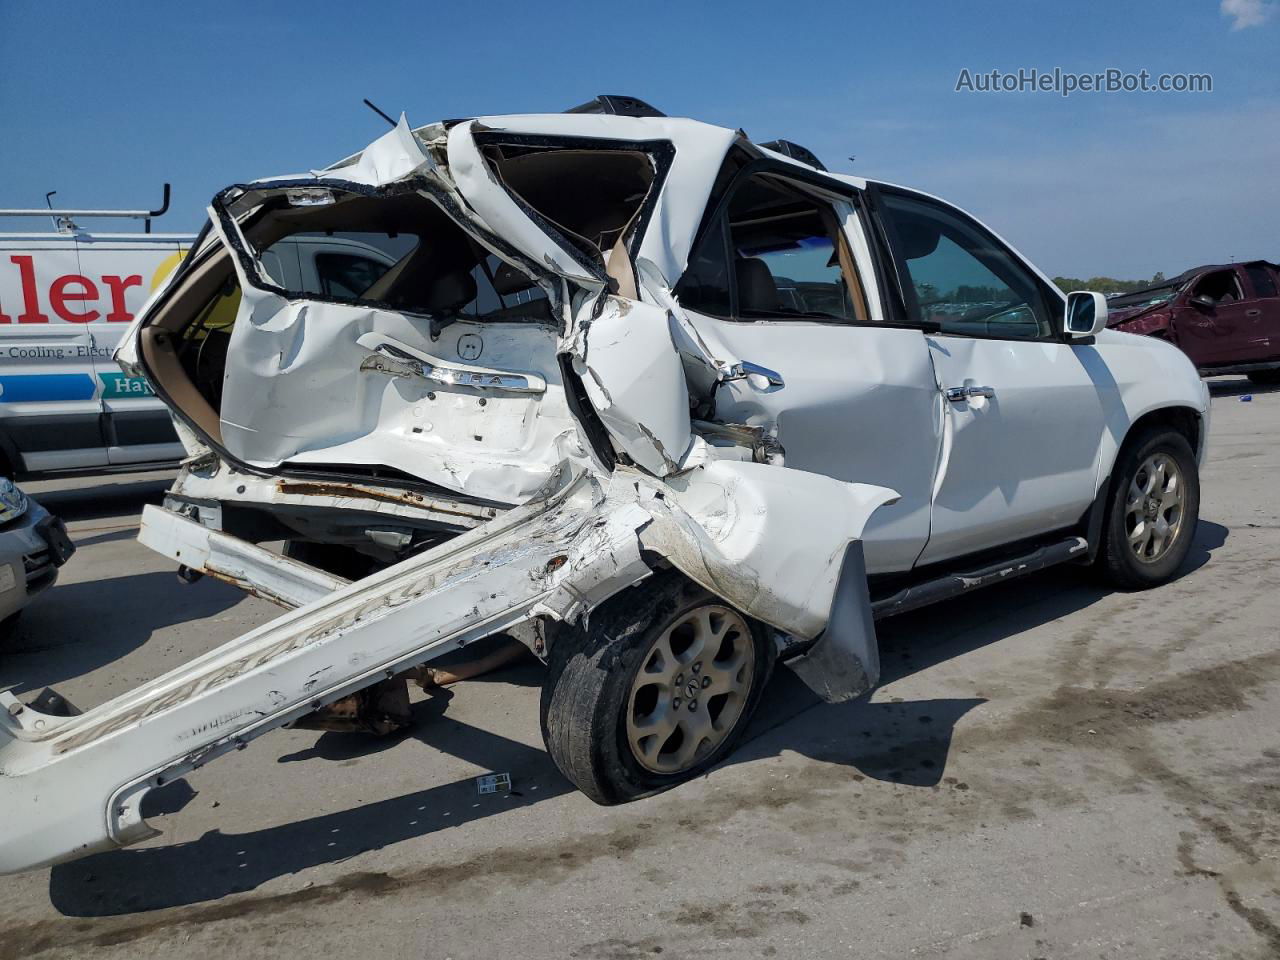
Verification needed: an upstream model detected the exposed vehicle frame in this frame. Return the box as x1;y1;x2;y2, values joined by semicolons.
0;97;1209;874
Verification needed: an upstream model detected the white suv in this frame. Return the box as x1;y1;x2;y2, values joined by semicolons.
0;98;1208;873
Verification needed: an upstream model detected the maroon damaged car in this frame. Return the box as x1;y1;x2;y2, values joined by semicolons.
1108;260;1280;385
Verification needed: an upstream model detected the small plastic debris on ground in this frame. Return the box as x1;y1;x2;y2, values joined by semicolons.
1020;911;1035;928
476;772;512;795
1239;395;1253;402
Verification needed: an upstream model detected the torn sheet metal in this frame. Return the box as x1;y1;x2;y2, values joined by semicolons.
634;460;898;641
578;297;692;476
447;120;605;287
446;114;738;290
313;113;435;186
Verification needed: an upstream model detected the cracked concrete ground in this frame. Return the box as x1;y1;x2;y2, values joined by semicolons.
1;377;1277;959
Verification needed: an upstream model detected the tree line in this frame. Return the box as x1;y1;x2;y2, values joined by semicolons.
1051;272;1167;295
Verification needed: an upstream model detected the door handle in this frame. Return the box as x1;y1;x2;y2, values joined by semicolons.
945;385;995;402
1246;309;1262;317
723;360;785;388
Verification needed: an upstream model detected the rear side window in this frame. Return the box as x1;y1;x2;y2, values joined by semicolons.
230;189;551;324
1245;264;1278;299
881;193;1053;340
676;173;868;322
677;216;733;317
315;252;392;299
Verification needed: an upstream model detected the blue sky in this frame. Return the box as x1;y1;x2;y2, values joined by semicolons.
1;0;1275;278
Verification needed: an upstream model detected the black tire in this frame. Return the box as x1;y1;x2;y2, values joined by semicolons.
540;571;775;805
1096;426;1200;589
1247;369;1280;386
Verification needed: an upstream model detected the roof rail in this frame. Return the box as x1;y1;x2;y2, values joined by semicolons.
564;95;666;118
758;140;827;171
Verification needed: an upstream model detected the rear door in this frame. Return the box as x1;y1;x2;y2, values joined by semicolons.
0;235;106;473
672;165;942;575
876;189;1104;564
1241;262;1280;363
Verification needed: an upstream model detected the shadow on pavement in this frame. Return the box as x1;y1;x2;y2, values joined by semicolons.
31;475;172;523
1206;376;1280;398
46;521;1230;915
0;573;245;693
50;688;574;916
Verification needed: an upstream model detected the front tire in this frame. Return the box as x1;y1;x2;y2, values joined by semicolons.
540;572;775;805
1247;368;1280;386
1096;426;1200;589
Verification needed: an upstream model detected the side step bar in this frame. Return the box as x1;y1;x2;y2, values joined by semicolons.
0;470;641;875
871;536;1088;620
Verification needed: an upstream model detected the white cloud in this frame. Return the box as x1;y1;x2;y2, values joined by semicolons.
1221;0;1275;30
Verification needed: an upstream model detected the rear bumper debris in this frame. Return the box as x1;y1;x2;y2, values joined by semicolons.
0;462;892;875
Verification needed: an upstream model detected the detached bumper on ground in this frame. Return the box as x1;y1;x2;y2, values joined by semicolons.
0;462;893;874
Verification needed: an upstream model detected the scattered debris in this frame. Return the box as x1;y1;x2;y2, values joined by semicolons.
1020;911;1035;928
477;772;512;795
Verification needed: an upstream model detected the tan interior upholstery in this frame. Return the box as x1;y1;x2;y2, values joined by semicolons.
140;325;223;443
136;247;240;444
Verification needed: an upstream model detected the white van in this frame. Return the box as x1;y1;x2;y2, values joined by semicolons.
0;230;192;476
0;209;397;478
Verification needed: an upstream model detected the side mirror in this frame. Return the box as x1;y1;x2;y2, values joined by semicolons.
1064;291;1108;338
1189;294;1216;310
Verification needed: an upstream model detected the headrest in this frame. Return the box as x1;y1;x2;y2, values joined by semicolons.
736;257;778;313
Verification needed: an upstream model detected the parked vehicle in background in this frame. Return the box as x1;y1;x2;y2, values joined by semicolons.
1107;261;1280;385
0;477;75;639
0;188;189;477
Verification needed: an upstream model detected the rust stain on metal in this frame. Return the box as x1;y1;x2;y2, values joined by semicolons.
275;481;498;520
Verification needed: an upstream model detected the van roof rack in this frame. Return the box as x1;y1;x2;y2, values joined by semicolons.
758;140;827;171
0;183;171;233
564;95;666;118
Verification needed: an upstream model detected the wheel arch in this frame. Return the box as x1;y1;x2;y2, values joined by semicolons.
1085;402;1204;561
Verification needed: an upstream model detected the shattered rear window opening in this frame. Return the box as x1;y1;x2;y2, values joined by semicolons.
225;185;553;324
478;140;665;271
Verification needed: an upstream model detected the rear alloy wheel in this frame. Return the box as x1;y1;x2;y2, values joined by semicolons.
540;572;774;805
1097;427;1200;589
626;604;756;774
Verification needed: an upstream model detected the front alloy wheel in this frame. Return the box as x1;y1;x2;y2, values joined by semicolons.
1124;451;1186;564
1098;426;1200;589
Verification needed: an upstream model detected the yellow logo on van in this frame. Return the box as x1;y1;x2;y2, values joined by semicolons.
150;249;189;292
